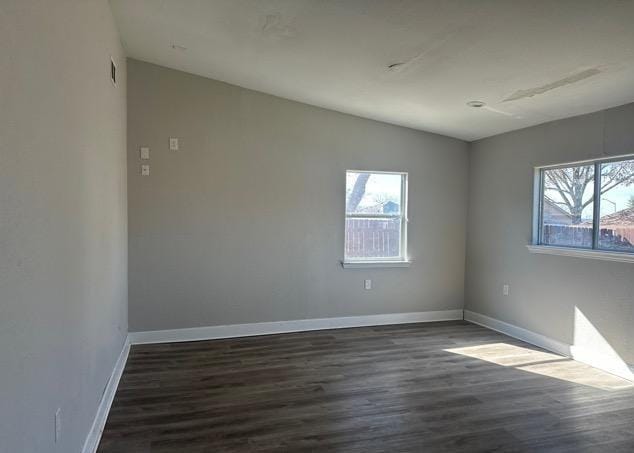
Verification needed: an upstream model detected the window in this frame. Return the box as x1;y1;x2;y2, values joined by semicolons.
536;156;634;254
344;171;408;264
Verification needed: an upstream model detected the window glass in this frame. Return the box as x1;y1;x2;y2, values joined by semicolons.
541;164;594;248
598;159;634;252
345;171;406;261
346;172;402;215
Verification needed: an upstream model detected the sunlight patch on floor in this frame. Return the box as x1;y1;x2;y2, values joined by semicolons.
445;342;633;391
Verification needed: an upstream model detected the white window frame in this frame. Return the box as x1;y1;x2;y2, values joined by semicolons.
528;154;634;264
342;170;410;268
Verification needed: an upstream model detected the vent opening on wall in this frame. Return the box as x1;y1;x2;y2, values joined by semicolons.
110;57;116;86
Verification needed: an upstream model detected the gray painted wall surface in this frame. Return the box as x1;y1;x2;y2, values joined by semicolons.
465;103;634;364
0;1;127;451
127;59;468;332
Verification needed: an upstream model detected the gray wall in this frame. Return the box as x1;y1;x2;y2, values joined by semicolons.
0;1;127;452
127;59;468;332
465;103;634;365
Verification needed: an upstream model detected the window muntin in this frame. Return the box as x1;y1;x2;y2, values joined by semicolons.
537;156;634;253
345;171;407;261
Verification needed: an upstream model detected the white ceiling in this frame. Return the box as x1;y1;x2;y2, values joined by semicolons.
110;0;634;141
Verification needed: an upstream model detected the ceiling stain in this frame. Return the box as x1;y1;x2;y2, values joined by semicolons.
483;105;523;119
503;68;602;102
382;22;479;80
387;62;405;72
260;13;296;39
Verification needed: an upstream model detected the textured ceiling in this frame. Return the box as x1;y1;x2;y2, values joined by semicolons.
110;0;634;141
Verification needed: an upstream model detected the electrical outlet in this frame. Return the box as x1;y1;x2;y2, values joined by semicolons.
503;284;510;296
55;408;61;443
169;137;179;151
141;164;150;176
364;279;372;290
140;146;150;160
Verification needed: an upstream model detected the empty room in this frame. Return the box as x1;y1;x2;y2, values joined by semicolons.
3;1;634;452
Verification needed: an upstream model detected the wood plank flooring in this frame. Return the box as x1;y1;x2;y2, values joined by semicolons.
98;321;634;452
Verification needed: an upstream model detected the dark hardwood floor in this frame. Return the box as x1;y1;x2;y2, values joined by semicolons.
98;321;634;452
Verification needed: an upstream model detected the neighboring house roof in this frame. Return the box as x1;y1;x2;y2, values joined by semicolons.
542;199;574;225
543;199;573;217
598;207;634;226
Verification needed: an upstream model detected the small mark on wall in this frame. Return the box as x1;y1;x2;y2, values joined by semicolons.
110;57;117;86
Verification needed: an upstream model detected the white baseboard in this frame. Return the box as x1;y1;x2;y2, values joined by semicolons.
464;310;634;382
464;310;571;356
82;336;130;453
128;309;465;345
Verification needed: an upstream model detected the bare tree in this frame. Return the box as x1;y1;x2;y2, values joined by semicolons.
628;195;634;210
544;162;634;223
346;173;370;212
372;193;398;206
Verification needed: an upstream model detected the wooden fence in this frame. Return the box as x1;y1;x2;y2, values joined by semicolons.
345;218;400;258
542;224;593;248
543;224;634;250
599;226;634;250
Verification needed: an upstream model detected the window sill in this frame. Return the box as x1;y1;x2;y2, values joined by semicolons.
341;260;411;269
526;245;634;264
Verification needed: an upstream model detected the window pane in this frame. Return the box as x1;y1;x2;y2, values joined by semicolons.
598;159;634;252
345;217;401;259
541;164;594;248
346;172;402;215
